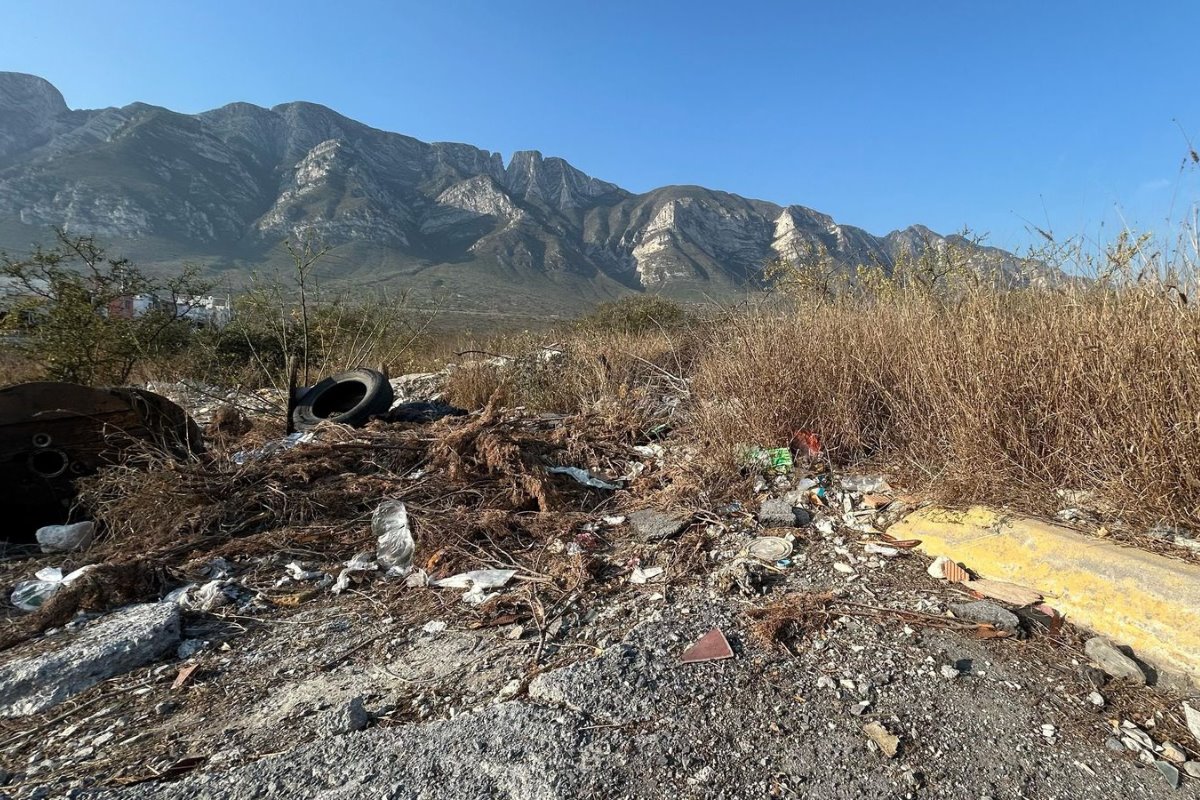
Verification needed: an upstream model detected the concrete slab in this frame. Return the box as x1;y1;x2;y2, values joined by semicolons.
889;506;1200;685
0;601;180;717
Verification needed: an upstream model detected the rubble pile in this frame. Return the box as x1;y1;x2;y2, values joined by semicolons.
0;368;1197;798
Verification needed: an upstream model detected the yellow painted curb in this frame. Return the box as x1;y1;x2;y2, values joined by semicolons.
889;506;1200;684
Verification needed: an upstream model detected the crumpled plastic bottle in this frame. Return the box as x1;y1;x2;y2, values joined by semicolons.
372;500;415;575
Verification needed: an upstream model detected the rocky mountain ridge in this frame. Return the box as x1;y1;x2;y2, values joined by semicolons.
0;72;1033;311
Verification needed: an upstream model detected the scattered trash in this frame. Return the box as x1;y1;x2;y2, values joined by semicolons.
863;542;900;558
1083;638;1146;685
744;446;793;475
745;537;793;563
433;569;517;605
231;431;316;465
332;553;378;595
790;430;822;459
680;627;734;664
966;578;1042;607
863;721;900;758
284;562;325;582
292;368;394;431
384;400;467;424
860;494;892;510
839;475;890;493
941;560;970;584
372;500;415;574
926;556;952;580
35;521;95;553
629;566;665;584
10;565;93;612
172;664;199;690
547;466;621;490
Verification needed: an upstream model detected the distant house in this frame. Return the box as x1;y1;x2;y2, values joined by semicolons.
176;295;233;328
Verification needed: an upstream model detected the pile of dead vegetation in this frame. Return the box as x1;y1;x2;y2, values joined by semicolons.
0;396;706;654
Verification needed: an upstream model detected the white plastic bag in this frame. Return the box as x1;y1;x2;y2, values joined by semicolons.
372;500;415;574
10;565;92;612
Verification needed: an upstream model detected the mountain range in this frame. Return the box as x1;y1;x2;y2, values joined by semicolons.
0;72;1035;314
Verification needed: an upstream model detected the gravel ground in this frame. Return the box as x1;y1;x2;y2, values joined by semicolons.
2;496;1198;798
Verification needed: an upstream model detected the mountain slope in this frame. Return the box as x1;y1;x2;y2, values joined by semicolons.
0;72;1038;312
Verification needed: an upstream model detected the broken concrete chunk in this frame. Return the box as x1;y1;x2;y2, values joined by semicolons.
1083;638;1146;685
949;600;1021;633
0;602;180;718
758;499;798;528
628;510;689;542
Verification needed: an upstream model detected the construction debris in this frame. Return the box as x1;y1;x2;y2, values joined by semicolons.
680;628;734;664
1084;637;1147;685
0;602;180;717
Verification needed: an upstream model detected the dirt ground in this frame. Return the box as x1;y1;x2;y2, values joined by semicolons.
1;392;1198;799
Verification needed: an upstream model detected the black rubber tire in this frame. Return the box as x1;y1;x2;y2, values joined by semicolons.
292;369;393;431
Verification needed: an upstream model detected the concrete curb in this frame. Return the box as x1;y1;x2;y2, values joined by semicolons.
888;506;1200;685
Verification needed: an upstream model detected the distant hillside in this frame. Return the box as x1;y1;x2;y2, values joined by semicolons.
0;72;1043;313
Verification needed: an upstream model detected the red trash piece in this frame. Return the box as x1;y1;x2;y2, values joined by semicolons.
680;627;734;664
791;430;822;459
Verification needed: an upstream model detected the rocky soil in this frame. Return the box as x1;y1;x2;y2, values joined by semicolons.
1;379;1198;799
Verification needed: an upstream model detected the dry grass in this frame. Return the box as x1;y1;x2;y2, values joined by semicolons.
430;260;1200;532
686;286;1200;528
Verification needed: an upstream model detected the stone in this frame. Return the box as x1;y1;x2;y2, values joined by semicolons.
862;721;900;758
1185;703;1200;744
320;696;369;736
1083;638;1146;685
758;499;798;528
1182;761;1200;779
1087;691;1105;707
1160;741;1186;763
940;665;961;680
1155;760;1181;789
948;601;1021;634
1105;737;1125;752
628;510;689;542
0;602;180;718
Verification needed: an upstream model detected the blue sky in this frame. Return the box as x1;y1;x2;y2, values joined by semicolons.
4;0;1199;252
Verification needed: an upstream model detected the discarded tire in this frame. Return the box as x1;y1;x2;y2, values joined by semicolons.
292;369;393;431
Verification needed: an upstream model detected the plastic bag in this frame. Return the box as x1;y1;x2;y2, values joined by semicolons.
36;521;95;553
372;500;415;573
839;475;891;493
10;565;92;612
